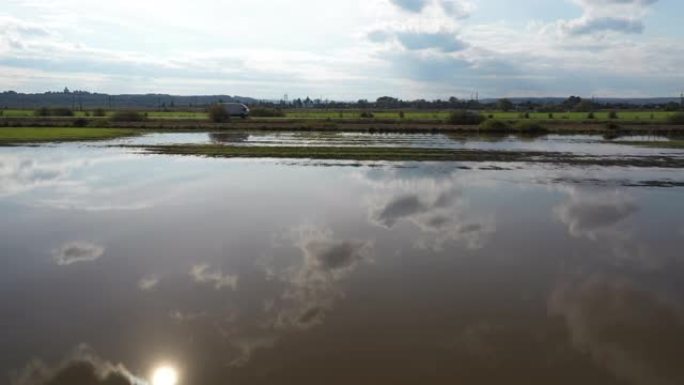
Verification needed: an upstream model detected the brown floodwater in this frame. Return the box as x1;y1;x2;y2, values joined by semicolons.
1;134;684;385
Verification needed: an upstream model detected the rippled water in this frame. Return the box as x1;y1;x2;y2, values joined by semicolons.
2;133;684;385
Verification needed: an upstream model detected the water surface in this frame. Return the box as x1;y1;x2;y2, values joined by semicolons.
2;133;684;385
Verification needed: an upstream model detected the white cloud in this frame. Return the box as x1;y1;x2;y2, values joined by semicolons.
52;241;104;266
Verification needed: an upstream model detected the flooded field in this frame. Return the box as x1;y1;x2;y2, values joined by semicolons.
117;131;682;156
2;132;684;385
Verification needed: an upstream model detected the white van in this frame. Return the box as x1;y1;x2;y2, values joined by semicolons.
221;103;250;118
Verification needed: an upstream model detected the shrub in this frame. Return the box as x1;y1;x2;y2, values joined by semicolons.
51;107;74;116
514;121;548;134
208;104;230;123
608;111;618;119
447;110;485;125
523;112;530;119
249;107;286;117
93;108;106;117
399;111;405;119
479;119;511;132
360;111;374;119
73;118;89;127
548;113;554;119
587;112;595;119
0;110;3;116
667;112;684;124
34;107;74;117
110;110;145;122
34;107;50;117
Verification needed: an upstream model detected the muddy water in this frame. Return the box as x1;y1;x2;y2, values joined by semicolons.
1;134;683;385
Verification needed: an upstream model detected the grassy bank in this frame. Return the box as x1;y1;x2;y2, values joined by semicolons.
138;144;684;168
0;127;137;144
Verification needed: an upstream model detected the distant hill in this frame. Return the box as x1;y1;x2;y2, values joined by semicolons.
1;91;681;109
0;91;258;109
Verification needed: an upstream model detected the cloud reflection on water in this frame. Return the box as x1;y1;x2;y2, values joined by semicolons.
550;275;684;385
11;345;145;385
266;226;373;331
363;167;495;251
52;241;105;266
554;188;638;240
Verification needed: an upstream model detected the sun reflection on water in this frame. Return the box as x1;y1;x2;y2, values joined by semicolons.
151;365;178;385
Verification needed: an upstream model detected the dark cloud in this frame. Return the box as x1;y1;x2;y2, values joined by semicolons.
367;30;391;43
549;276;684;385
389;0;429;13
11;346;143;385
395;31;468;52
388;0;472;18
561;0;659;35
439;0;471;18
576;0;657;6
564;17;645;35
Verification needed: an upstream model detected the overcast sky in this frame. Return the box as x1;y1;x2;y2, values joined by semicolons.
1;0;683;99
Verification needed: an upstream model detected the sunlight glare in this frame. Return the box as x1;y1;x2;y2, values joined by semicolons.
151;366;178;385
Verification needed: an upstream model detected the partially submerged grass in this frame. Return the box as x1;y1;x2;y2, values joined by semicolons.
616;140;684;149
0;127;137;144
138;144;684;168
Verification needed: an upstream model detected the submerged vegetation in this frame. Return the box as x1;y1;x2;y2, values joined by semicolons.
137;144;684;168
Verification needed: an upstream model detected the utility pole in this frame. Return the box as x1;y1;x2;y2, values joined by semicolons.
680;92;683;110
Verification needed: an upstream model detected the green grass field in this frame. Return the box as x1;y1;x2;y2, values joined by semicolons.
0;127;137;143
0;109;678;122
284;110;675;122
